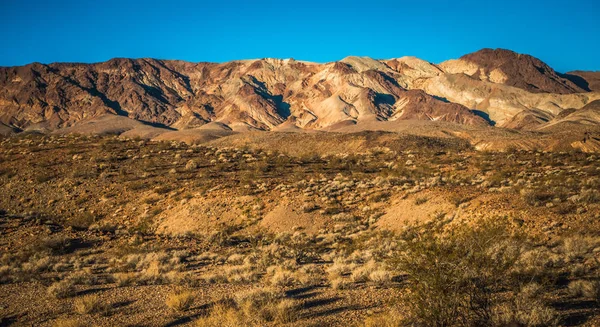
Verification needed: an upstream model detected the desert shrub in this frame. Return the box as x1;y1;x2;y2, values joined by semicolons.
185;160;198;171
393;217;524;326
48;279;77;299
74;294;107;315
166;291;195;311
269;232;322;264
235;288;282;321
35;172;55;183
368;191;391;203
222;264;260;284
326;258;355;278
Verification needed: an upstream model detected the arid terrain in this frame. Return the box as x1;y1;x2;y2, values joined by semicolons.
1;48;600;326
0;131;600;326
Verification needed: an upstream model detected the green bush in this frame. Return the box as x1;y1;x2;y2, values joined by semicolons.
393;218;523;326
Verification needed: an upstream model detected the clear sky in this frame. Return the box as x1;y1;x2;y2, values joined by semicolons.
1;0;598;72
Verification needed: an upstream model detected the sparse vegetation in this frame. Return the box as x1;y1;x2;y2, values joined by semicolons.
1;135;600;326
165;291;195;311
48;279;77;299
74;294;107;315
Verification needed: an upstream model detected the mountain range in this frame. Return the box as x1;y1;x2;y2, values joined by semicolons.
1;48;599;140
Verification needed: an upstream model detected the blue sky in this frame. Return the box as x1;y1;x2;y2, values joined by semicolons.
1;0;598;72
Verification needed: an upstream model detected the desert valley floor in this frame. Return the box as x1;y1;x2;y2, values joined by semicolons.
1;131;600;326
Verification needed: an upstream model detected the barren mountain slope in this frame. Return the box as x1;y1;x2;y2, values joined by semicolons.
0;49;599;134
422;73;600;126
0;58;486;131
440;48;586;94
565;71;600;92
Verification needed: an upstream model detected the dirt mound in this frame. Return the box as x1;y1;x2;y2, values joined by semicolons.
209;130;472;156
152;122;236;144
155;195;257;236
261;201;326;233
376;191;457;232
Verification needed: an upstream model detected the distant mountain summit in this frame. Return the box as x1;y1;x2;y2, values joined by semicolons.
0;49;598;133
441;48;587;94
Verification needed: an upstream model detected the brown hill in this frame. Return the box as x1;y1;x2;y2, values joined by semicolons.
541;100;600;131
565;71;600;92
441;48;586;94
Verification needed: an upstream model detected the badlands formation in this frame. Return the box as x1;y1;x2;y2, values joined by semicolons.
1;48;599;151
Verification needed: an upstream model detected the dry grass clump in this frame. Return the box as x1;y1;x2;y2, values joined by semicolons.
269;267;296;287
563;237;596;260
491;297;558;327
48;279;77;299
194;302;245;327
108;250;189;285
112;272;139;286
166;290;195;311
577;188;600;204
74;294;108;315
52;318;84;327
330;276;353;290
196;289;299;326
326;258;355;278
414;196;428;205
265;264;311;287
350;260;392;286
520;282;543;299
362;309;403;327
236;288;300;324
511;247;562;281
369;269;392;286
568;280;600;299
